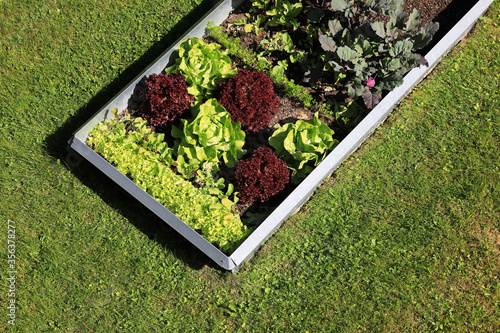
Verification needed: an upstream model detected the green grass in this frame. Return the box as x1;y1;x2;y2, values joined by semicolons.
1;0;499;331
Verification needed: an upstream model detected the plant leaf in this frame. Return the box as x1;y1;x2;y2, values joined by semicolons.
362;87;382;109
319;34;337;53
328;19;343;36
415;53;429;67
380;57;402;72
389;40;413;57
390;1;406;29
413;22;440;50
371;21;386;38
346;79;364;98
379;72;404;90
406;8;420;31
330;0;350;11
337;46;358;61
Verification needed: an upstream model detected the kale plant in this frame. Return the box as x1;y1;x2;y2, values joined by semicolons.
319;0;439;108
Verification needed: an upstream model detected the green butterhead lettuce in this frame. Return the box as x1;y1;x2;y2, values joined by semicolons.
269;113;338;182
165;37;236;101
172;98;246;176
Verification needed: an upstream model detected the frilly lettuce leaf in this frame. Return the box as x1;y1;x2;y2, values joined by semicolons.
165;37;236;102
173;99;246;176
269;113;338;182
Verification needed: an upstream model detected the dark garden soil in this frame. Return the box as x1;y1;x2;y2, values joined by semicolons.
217;0;478;127
211;0;479;218
121;0;480;223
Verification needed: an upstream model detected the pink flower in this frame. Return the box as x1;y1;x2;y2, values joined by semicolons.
365;77;376;88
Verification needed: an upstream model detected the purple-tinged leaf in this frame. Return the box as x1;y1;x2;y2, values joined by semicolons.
319;34;337;52
386;24;399;41
371;21;386;38
328;19;343;36
413;22;440;50
362;87;382;109
415;54;429;67
406;9;420;31
391;3;406;28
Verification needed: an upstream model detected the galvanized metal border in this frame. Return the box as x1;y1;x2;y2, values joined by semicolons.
229;0;495;271
69;0;494;272
69;0;246;271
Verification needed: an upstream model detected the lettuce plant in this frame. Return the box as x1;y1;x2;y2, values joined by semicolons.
87;116;248;253
193;161;235;200
319;0;439;109
207;24;315;107
214;69;280;133
172;99;246;176
269;113;338;182
136;73;193;128
165;37;236;102
235;147;290;205
259;31;306;66
252;0;303;31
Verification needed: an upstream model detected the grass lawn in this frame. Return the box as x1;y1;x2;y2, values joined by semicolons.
1;0;499;331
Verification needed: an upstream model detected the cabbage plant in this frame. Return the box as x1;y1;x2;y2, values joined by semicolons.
319;0;439;109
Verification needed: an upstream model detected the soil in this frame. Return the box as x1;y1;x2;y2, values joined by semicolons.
210;0;479;219
120;0;480;222
214;0;479;131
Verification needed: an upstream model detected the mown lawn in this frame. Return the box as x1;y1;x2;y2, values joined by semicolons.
1;0;499;331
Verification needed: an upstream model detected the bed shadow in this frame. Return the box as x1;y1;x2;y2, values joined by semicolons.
45;0;231;273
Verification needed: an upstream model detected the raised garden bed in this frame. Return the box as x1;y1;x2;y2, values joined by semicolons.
68;0;494;272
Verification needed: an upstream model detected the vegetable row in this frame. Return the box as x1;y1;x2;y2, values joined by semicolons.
88;37;336;252
87;0;439;252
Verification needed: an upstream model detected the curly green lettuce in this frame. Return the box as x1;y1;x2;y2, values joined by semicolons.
165;37;237;101
87;116;249;253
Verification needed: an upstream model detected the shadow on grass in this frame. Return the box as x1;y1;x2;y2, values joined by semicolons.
44;0;227;272
43;0;481;272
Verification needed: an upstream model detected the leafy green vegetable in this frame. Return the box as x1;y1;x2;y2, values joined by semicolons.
264;0;303;31
87;115;249;253
172;98;246;176
269;113;338;182
193;161;235;200
165;37;236;102
319;0;439;109
259;31;306;66
207;24;315;108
